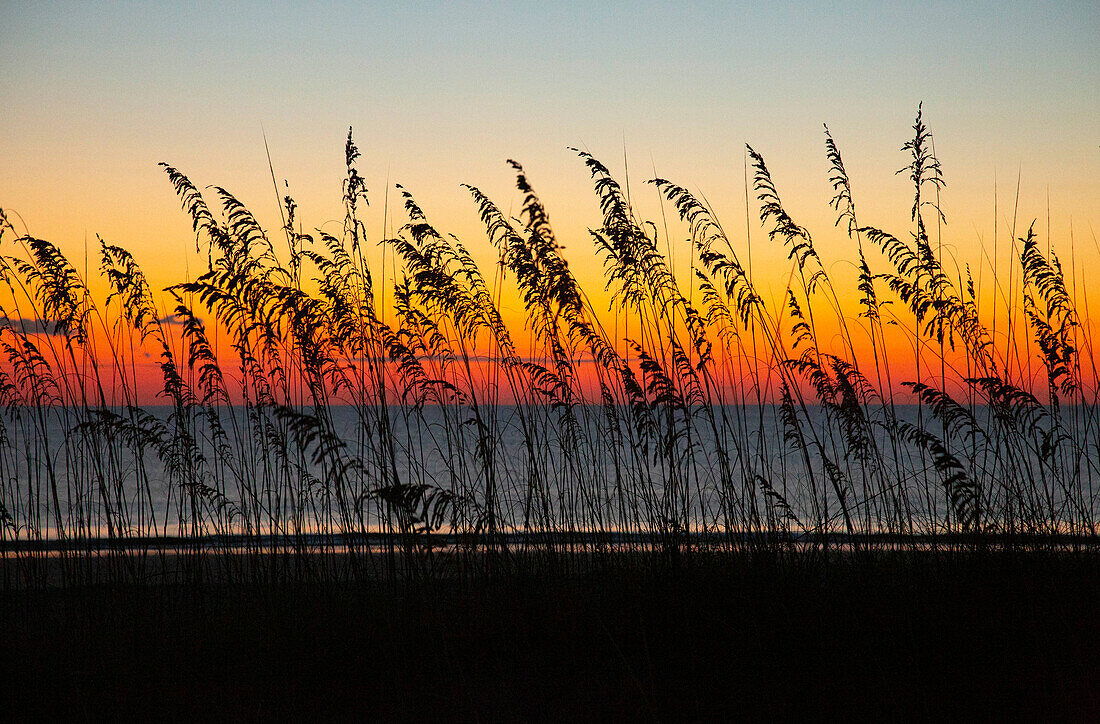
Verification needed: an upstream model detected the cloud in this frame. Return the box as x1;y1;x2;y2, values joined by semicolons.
157;314;186;326
0;316;62;336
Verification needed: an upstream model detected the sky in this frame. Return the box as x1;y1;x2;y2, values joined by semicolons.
1;1;1098;395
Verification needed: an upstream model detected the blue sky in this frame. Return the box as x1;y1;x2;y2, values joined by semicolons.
1;1;1097;289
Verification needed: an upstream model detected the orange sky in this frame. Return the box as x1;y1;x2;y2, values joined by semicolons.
1;2;1097;404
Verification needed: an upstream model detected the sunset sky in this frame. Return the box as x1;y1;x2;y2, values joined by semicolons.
2;1;1098;395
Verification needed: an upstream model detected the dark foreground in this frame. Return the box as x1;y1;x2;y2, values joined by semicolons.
4;551;1099;721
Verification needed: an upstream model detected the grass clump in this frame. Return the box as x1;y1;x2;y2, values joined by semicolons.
0;105;1097;588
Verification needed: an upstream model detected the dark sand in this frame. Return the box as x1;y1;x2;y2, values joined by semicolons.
3;551;1098;721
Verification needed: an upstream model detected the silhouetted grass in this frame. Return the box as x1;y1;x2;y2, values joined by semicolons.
3;108;1097;576
2;106;1099;715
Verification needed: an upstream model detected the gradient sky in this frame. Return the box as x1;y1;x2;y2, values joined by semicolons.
2;1;1098;346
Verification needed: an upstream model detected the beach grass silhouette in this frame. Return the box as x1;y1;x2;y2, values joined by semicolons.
2;107;1099;718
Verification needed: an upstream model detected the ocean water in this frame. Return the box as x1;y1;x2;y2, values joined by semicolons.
0;403;1096;541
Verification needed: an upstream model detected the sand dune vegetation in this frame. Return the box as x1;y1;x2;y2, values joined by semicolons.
3;108;1099;718
2;108;1097;580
